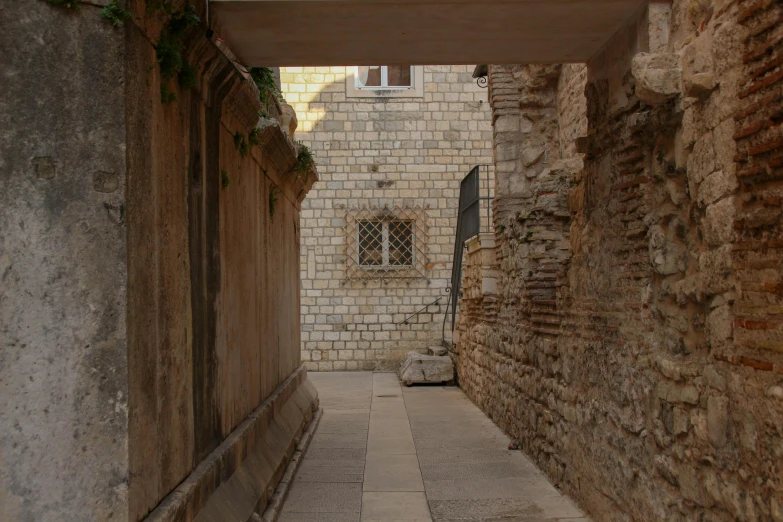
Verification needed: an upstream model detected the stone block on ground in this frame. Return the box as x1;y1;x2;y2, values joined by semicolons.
399;352;454;385
428;345;448;356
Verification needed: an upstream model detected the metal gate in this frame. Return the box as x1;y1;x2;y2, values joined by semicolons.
448;166;481;332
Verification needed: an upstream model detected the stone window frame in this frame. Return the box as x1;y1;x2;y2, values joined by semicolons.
345;66;425;99
345;205;429;283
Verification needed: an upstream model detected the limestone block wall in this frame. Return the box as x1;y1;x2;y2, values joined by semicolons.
1;2;129;520
457;2;783;521
127;5;319;520
280;66;493;371
2;1;318;520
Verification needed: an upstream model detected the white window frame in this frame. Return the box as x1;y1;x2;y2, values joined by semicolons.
357;219;415;269
346;66;425;99
355;66;413;90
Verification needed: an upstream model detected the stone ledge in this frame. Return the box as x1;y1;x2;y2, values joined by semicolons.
180;24;318;204
143;366;319;522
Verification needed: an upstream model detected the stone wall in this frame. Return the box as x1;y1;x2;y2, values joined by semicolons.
1;1;318;520
1;2;129;520
457;1;783;521
280;66;494;370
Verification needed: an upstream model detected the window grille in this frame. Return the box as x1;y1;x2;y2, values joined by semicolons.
345;206;429;282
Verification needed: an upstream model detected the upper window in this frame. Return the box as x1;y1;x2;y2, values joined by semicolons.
346;66;424;98
356;66;413;89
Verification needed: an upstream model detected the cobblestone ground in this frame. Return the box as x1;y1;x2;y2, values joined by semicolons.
279;372;589;522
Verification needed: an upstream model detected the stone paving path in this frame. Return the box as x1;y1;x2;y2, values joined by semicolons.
279;372;589;522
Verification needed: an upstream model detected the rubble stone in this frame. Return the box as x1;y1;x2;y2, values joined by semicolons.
399;353;454;385
631;52;681;105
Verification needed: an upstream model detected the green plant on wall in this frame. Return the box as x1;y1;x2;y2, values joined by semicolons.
160;85;177;104
269;184;279;219
249;128;263;147
221;170;230;190
249;67;282;107
100;0;132;27
154;3;201;103
293;143;315;181
233;132;250;158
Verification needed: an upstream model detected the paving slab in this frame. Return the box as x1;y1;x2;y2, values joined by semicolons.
423;477;556;501
279;513;361;522
279;373;588;522
367;435;417;455
363;453;425;492
361;492;432;522
294;469;364;483
428;498;542;520
281;482;362;514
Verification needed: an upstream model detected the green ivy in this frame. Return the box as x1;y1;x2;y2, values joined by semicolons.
221;170;230;190
100;0;132;27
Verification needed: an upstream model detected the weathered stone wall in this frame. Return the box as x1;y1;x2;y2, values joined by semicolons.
457;2;783;521
127;4;319;520
2;1;318;520
280;66;493;370
0;2;129;520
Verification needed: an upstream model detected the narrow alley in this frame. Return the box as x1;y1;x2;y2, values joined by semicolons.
280;373;587;522
5;1;783;521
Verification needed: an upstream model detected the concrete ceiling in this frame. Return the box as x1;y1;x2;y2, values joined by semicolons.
210;0;647;66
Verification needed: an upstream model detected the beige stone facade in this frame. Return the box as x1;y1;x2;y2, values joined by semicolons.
280;66;493;371
456;2;783;521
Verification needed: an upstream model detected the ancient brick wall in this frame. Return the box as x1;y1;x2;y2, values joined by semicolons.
457;2;783;521
280;66;493;370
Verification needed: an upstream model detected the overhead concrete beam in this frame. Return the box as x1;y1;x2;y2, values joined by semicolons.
210;0;647;66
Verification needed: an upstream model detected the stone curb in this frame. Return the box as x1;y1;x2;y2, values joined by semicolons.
258;408;324;522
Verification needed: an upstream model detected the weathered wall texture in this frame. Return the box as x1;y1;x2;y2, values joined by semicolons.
457;2;783;521
127;3;318;520
0;2;129;520
280;66;493;370
2;1;318;521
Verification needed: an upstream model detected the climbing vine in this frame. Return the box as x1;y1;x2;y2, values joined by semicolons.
221;170;230;190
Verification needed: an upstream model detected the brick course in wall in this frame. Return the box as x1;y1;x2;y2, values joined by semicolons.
280;66;493;371
457;2;783;521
